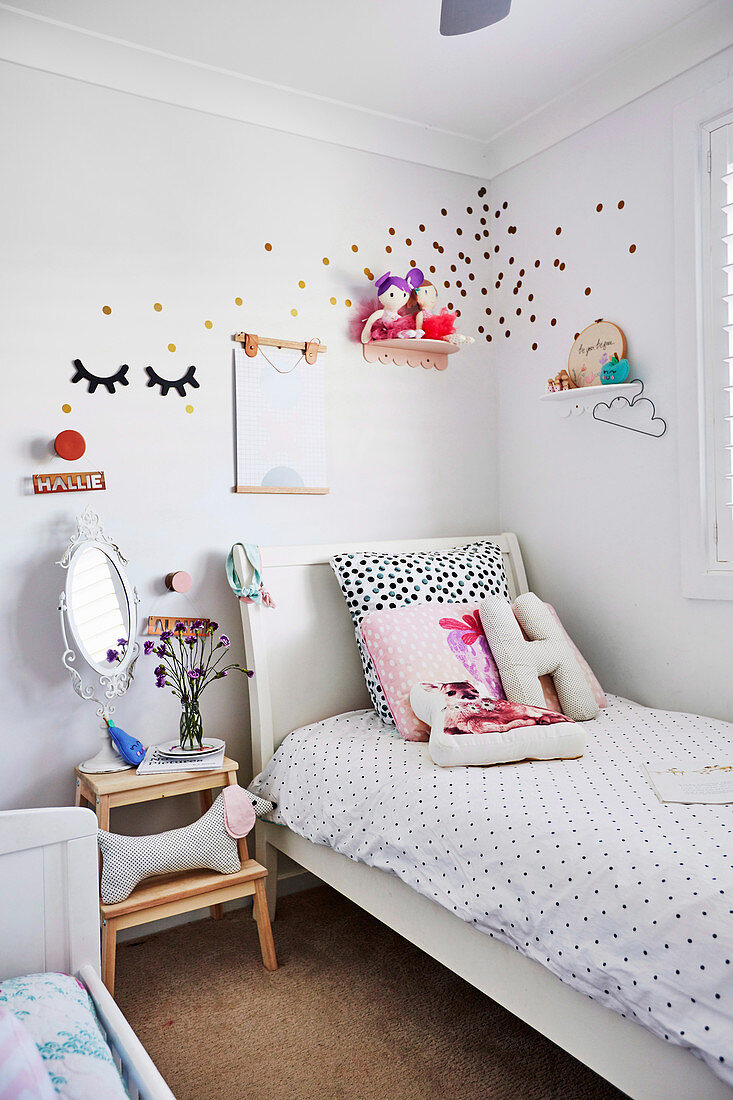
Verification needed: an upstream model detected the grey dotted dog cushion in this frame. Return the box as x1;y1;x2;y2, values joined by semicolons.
97;786;274;905
330;541;510;723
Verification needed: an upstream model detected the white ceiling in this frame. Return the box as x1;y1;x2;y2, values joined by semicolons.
5;0;721;139
2;0;732;175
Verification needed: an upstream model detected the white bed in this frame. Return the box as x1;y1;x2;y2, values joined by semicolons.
234;535;732;1100
0;806;174;1100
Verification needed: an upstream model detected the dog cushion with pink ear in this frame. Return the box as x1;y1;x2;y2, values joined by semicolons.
97;785;259;905
479;593;600;722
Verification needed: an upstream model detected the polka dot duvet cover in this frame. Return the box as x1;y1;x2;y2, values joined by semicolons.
250;696;732;1085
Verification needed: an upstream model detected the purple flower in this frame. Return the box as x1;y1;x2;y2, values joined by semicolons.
193;619;205;630
160;630;173;641
155;675;166;688
155;645;166;657
208;621;219;633
106;649;119;663
187;668;201;681
174;621;187;633
153;665;165;676
144;640;155;655
216;670;228;679
117;638;128;648
185;635;197;646
220;634;231;648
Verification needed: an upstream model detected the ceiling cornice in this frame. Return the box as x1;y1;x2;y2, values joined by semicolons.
0;1;731;182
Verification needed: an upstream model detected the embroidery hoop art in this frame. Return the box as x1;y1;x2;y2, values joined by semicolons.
567;321;625;389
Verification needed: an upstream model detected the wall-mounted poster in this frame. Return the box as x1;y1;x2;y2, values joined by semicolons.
567;321;626;388
234;341;328;494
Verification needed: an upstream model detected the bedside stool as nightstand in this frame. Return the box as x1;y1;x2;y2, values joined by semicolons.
75;757;277;995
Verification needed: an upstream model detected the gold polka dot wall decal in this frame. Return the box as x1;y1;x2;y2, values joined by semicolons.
456;279;462;287
516;307;522;316
185;405;193;414
330;297;337;305
554;258;560;267
429;265;436;273
458;251;464;259
344;299;352;307
464;256;471;264
532;342;538;350
516;279;522;288
494;245;500;253
447;301;454;309
456;227;463;235
154;302;163;311
468;273;475;281
351;244;358;252
62;403;71;413
486;307;492;315
388;227;396;236
559;262;566;270
509;256;514;264
618;200;625;209
419;224;425;232
450;264;457;272
444;281;451;288
298;280;306;288
499;316;505;324
466;206;473;214
481;287;488;294
460;288;467;297
629;243;637;253
102;305;111;315
596;203;603;212
405;237;412;246
264;242;272;251
204;320;213;329
322;257;329;265
438;246;444;253
455;308;461;317
512;287;519;295
528;293;534;301
478;187;486;198
585;286;592;295
168;343;176;352
478;325;484;334
475;233;481;241
550;318;557;326
291;308;298;316
504;329;510;337
363;267;374;280
409;259;417;267
502;201;508;209
556;226;562;235
495;281;501;289
441;208;447;216
494;210;500;218
483;203;489;211
530;314;536;322
535;259;540;267
235;297;243;305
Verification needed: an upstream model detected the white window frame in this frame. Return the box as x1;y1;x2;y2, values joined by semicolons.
675;77;733;600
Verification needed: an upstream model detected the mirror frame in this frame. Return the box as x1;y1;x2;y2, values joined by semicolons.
58;506;140;720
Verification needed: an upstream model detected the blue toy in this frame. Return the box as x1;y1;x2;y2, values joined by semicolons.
601;354;630;384
106;721;145;765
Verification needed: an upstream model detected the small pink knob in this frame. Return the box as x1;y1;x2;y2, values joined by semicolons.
165;571;192;593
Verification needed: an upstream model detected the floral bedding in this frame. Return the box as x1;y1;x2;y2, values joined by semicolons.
0;973;127;1099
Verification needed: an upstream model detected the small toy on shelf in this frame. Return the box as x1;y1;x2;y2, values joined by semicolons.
553;370;578;391
360;269;424;343
600;354;630;384
547;378;557;393
414;280;475;347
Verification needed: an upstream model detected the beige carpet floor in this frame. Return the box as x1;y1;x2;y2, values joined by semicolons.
116;885;626;1100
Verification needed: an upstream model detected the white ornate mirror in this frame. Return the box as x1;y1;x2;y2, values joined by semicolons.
58;507;140;772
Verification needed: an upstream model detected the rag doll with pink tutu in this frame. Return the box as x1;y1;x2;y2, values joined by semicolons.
355;267;474;346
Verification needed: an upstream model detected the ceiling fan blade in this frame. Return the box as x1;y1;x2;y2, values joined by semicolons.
440;0;511;36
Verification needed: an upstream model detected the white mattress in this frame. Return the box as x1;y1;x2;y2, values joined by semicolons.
251;696;733;1085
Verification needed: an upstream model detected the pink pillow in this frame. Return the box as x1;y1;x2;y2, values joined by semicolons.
520;604;606;712
360;603;505;741
0;1008;55;1100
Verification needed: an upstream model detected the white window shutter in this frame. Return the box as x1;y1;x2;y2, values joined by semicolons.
708;121;733;564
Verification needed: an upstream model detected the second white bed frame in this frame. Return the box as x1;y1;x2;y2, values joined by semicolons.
234;534;730;1100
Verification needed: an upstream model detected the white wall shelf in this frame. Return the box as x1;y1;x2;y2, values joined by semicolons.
540;382;637;417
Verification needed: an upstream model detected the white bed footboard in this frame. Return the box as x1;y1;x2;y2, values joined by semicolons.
0;807;174;1100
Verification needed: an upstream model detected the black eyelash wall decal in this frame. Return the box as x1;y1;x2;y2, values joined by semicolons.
71;359;130;394
145;364;200;397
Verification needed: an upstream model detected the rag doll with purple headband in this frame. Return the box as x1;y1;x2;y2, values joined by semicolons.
360;268;424;343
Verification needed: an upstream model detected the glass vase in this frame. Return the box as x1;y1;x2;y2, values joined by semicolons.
179;695;203;751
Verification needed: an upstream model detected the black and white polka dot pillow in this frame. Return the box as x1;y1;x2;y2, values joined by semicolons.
330;542;510;723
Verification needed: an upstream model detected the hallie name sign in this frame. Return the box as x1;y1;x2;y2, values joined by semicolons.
33;471;106;495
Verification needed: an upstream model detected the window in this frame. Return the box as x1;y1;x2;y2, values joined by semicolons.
705;120;733;565
675;80;733;600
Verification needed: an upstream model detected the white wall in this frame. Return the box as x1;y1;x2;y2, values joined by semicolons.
494;49;733;721
0;61;497;819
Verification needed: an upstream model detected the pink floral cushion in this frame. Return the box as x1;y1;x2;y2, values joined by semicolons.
360;603;506;741
0;1007;55;1100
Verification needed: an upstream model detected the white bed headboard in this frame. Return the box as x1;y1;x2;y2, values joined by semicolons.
234;534;529;775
